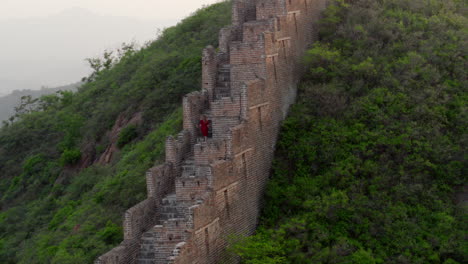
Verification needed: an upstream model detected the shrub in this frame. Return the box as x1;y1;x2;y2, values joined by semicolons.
60;149;81;166
117;125;138;148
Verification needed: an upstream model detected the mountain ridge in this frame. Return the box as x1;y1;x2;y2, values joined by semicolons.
0;82;81;123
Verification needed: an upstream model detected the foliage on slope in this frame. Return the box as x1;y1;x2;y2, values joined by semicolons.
0;2;232;263
0;82;81;123
232;0;467;263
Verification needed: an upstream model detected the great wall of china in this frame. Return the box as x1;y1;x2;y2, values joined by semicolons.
96;0;328;263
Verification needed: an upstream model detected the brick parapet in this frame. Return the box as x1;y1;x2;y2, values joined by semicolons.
95;240;140;264
201;46;218;101
219;26;243;54
232;0;257;26
183;91;209;144
256;0;287;19
96;1;328;263
123;198;158;240
146;163;175;199
165;130;192;169
193;140;228;166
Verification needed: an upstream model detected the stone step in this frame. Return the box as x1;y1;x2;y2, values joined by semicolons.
183;159;195;165
160;212;177;219
217;75;230;82
137;259;155;264
161;193;177;206
216;87;231;98
161;208;177;219
137;216;189;263
181;158;213;179
159;206;178;213
142;232;154;239
217;85;230;90
138;251;155;259
219;64;231;70
138;231;157;264
181;163;196;176
216;81;230;88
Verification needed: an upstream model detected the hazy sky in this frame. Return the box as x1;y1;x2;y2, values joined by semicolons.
0;0;223;94
1;0;222;20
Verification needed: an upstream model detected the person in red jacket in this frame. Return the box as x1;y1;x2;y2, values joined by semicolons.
199;115;210;142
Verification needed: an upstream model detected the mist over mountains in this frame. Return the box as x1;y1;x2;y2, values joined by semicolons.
0;82;82;123
0;7;176;94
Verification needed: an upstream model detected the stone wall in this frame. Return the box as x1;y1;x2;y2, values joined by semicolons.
96;1;328;263
96;164;176;264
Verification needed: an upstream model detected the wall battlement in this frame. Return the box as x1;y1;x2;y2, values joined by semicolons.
96;0;328;263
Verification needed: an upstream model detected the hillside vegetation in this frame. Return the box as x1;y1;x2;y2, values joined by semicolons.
0;83;81;123
0;2;231;263
232;0;466;263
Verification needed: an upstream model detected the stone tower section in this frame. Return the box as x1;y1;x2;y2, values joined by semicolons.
96;0;328;263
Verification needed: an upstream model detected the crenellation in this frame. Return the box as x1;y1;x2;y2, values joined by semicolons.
192;200;219;231
242;20;274;43
96;0;328;263
96;240;140;264
165;130;192;168
201;46;218;101
146;163;175;199
245;79;267;107
232;0;257;26
219;26;240;54
210;159;236;191
256;0;287;20
215;181;240;215
274;15;289;38
183;91;208;141
230;123;251;155
123;198;158;240
286;0;308;11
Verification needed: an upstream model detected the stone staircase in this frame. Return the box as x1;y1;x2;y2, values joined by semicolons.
96;1;329;263
215;64;231;99
137;217;189;264
136;62;234;263
136;194;191;264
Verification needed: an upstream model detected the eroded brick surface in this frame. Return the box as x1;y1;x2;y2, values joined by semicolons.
95;1;328;263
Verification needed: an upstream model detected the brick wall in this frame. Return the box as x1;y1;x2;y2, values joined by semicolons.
96;1;328;263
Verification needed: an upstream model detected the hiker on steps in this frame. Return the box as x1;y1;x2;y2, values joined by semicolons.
199;115;210;142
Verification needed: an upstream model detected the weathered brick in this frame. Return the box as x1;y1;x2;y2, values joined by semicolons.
95;1;328;264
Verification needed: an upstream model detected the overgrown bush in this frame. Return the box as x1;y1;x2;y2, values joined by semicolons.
60;149;81;166
233;0;467;263
117;125;138;148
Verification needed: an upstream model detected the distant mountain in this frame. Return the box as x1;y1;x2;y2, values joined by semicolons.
0;7;175;94
0;82;81;123
0;79;39;93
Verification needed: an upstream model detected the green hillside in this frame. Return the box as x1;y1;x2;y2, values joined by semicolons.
232;0;466;263
0;83;81;124
0;2;231;263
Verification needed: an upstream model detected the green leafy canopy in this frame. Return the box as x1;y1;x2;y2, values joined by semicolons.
231;0;467;263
